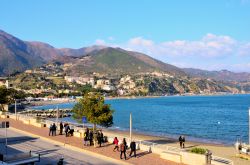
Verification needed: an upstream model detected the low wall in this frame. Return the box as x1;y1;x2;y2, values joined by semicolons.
160;151;181;163
181;152;207;165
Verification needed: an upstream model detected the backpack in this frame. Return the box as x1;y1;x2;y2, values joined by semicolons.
120;143;125;151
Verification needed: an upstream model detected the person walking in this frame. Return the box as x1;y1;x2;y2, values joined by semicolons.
113;137;119;151
65;124;70;137
83;130;88;146
59;122;63;135
89;131;93;146
182;136;185;148
120;138;127;160
52;123;57;136
97;131;102;147
129;141;136;158
100;131;104;147
49;124;53;136
179;136;183;148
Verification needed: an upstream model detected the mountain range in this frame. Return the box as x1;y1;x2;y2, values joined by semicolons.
1;29;250;83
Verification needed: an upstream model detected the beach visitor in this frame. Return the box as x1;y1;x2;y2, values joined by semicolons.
89;130;93;146
97;131;102;147
93;131;98;146
52;123;57;136
120;138;127;160
129;141;136;158
69;128;74;136
113;137;119;151
59;122;63;135
182;136;185;148
65;124;70;137
179;136;183;148
100;130;104;143
83;129;89;146
49;124;53;136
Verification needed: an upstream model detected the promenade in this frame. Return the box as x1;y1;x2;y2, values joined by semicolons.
0;129;118;165
0;118;180;165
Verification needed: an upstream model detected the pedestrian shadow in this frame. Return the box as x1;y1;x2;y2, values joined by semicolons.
36;149;59;156
136;151;151;158
102;143;113;147
144;139;178;144
183;144;199;149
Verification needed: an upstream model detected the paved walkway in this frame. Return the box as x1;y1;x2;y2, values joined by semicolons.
0;118;181;165
0;129;119;165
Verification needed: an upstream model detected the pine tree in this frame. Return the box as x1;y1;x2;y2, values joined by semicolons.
72;92;114;129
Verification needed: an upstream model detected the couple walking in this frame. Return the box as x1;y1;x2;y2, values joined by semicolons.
49;123;57;136
179;135;186;148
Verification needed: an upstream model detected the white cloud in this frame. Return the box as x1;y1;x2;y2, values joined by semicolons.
95;39;106;45
124;34;239;58
238;42;250;56
93;34;250;71
128;37;154;46
108;36;115;41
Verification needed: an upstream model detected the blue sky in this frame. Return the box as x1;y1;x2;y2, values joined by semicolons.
1;0;250;72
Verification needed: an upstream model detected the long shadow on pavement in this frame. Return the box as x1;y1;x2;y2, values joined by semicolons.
0;136;38;145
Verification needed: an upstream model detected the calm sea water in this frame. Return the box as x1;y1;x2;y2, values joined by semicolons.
33;95;250;144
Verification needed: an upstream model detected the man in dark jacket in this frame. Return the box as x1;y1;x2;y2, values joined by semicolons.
52;123;57;136
65;124;70;137
129;141;136;157
182;136;185;148
179;136;183;148
59;122;63;135
89;131;93;146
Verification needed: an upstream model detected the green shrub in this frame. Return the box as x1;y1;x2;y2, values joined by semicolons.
190;147;207;155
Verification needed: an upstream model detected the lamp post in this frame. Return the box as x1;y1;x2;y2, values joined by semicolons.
249;108;250;145
56;106;59;127
15;99;17;120
130;113;132;143
5;121;8;154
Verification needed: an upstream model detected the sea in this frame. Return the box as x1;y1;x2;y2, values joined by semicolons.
33;94;250;145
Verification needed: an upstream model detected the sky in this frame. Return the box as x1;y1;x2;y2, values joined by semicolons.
0;0;250;72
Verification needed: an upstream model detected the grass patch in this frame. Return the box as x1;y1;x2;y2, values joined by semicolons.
190;147;207;155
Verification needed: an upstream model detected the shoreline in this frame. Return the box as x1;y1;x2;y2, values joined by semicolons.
25;93;250;108
105;93;250;100
46;116;232;147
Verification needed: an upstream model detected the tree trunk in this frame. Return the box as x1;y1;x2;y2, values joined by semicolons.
93;123;97;147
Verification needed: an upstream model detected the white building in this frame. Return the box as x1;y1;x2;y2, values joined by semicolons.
64;76;94;86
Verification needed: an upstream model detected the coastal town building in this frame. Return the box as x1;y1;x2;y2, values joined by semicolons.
119;75;136;89
94;79;116;91
0;77;11;88
64;76;95;86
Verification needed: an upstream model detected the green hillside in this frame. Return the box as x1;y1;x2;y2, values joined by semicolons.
66;47;185;76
